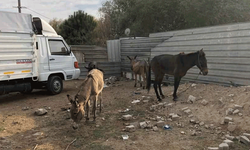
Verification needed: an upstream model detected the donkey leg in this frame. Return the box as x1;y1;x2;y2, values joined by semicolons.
139;75;142;87
134;74;137;87
99;92;102;113
92;96;98;121
86;100;90;121
173;77;181;101
142;73;146;89
153;80;162;101
158;74;165;99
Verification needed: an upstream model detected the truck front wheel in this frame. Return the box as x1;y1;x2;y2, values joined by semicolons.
47;76;63;95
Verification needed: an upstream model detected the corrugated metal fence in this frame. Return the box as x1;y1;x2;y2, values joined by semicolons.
79;62;121;79
71;45;108;63
149;22;250;86
120;37;171;73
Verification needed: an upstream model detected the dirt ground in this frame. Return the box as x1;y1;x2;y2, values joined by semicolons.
0;78;250;150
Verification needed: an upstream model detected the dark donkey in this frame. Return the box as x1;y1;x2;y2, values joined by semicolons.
127;55;148;89
147;49;208;101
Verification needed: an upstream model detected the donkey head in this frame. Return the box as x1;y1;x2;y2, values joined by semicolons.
67;94;84;123
85;61;98;72
127;55;137;71
197;48;208;75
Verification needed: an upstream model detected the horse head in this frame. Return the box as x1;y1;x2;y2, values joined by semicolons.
197;48;208;75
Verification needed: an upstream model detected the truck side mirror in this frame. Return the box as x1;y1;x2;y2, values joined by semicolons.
68;47;72;54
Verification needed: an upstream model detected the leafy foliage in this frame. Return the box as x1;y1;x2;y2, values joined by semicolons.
98;0;250;40
59;10;97;45
49;18;63;34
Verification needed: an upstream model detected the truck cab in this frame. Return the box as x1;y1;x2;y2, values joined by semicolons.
0;11;80;95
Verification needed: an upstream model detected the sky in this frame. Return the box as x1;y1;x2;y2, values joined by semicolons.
0;0;105;22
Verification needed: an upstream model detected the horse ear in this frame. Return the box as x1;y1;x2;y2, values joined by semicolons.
199;48;205;56
127;56;131;60
134;55;137;59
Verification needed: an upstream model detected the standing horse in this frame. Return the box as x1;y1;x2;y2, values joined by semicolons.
67;69;104;126
127;55;148;89
147;49;208;101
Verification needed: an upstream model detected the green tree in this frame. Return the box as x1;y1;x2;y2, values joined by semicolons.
59;10;97;45
49;18;63;34
98;0;250;40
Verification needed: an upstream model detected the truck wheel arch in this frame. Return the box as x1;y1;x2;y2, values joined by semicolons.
47;74;64;95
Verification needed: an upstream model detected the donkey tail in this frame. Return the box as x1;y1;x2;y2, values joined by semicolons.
146;57;151;93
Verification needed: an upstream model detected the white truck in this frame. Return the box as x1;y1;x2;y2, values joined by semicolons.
0;11;80;95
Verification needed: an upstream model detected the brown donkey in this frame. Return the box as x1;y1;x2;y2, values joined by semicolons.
127;55;149;89
67;69;104;125
147;49;208;101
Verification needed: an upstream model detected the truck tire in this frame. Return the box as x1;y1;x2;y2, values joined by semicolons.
47;76;63;95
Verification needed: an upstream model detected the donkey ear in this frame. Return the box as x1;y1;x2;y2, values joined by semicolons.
127;56;131;60
67;94;74;104
134;55;137;59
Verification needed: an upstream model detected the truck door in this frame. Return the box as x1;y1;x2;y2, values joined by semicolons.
47;38;74;79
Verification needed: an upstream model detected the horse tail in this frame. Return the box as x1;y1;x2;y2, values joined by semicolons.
146;57;151;93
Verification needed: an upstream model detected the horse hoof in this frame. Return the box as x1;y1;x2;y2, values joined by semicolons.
158;98;162;102
143;86;145;89
161;95;165;99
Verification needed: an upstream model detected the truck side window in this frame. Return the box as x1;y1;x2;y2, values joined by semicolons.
48;40;69;55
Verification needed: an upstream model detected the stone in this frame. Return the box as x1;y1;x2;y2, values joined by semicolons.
169;113;175;118
191;131;197;136
22;107;29;111
130;122;139;128
205;125;209;129
199;122;205;126
240;136;250;145
188;95;196;103
238;113;243;117
156;116;161;121
180;131;185;134
33;132;43;136
218;143;229;150
225;135;235;141
171;114;179;121
234;105;243;109
232;109;239;115
188;114;194;118
153;126;158;131
227;124;237;132
191;83;196;87
139;121;151;129
125;125;136;132
207;147;219;150
150;105;158;111
34;108;48;116
226;108;234;116
190;119;196;124
201;99;208;106
122;115;132;121
156;121;165;127
243;133;250;139
182;107;189;111
223;139;233;146
228;94;234;97
224;117;233;123
166;103;173;107
184;109;192;115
